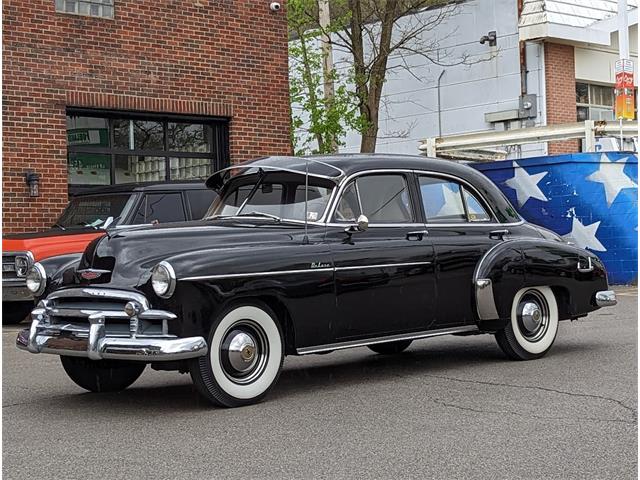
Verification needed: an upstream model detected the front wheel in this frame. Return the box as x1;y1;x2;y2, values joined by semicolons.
368;339;412;355
190;302;284;408
60;356;146;392
2;301;34;325
495;286;559;360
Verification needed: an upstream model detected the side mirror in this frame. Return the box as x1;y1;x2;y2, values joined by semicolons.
345;214;369;234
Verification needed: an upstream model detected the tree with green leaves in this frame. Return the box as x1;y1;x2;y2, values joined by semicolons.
290;0;483;154
288;0;365;155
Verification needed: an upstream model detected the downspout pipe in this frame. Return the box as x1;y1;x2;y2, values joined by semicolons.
437;69;446;137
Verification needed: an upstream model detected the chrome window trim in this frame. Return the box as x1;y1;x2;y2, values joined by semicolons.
212;163;345;182
297;325;479;355
414;170;499;223
326;168;520;227
327;169;415;224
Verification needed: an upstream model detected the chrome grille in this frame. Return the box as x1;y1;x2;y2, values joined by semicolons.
2;254;18;280
40;288;175;337
2;251;33;282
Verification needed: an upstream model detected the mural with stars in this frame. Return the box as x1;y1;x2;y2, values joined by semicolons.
472;153;638;285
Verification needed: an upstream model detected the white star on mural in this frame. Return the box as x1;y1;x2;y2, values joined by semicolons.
505;161;549;207
436;184;465;218
563;217;606;252
586;154;637;207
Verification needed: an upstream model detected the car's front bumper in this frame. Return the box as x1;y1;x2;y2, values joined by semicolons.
15;287;208;362
2;282;34;302
16;321;207;361
595;290;617;307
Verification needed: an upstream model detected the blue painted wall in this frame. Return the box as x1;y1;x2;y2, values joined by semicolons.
472;153;638;285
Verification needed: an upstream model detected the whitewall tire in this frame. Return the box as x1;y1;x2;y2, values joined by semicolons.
190;302;284;407
495;286;559;360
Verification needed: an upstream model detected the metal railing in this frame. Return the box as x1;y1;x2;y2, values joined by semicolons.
419;120;639;159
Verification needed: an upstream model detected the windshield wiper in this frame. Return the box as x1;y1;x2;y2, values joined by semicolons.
233;212;281;222
53;223;66;231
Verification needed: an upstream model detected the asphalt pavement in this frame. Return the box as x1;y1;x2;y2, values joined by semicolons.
2;288;637;479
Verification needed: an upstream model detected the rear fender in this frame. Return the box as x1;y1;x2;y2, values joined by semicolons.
473;239;608;331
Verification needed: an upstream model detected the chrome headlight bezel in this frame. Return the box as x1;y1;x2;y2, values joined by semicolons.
14;253;33;277
25;262;46;296
151;261;176;299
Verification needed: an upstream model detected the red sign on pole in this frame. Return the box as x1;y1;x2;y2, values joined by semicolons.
615;59;635;120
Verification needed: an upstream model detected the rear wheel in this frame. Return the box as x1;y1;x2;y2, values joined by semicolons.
2;301;33;325
60;356;146;392
495;286;559;360
190;302;284;408
368;339;412;355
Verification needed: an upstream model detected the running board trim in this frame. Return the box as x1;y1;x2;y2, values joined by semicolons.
296;325;479;355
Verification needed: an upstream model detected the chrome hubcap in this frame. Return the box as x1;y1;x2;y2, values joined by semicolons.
226;331;258;373
220;321;268;385
516;291;549;342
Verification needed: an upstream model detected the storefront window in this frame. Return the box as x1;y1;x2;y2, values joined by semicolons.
576;82;637;121
66;111;229;190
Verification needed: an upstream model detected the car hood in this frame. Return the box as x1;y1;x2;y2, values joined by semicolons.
3;229;105;262
79;220;307;289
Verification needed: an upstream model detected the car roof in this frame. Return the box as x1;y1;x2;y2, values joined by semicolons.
208;154;522;224
72;181;208;197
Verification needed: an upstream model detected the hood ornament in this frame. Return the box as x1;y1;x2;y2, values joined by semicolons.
78;269;110;280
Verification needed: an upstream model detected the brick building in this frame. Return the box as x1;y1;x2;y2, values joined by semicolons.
3;0;292;234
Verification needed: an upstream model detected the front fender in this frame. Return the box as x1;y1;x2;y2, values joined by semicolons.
473;239;609;330
39;253;83;300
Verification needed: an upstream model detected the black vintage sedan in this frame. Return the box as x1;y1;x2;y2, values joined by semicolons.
17;155;617;407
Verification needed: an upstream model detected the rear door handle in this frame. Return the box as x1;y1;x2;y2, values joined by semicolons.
407;230;428;241
489;229;510;240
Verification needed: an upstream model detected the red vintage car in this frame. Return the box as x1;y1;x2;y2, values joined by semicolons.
3;182;215;323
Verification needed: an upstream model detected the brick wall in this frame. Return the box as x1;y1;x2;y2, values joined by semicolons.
2;0;292;234
544;42;580;155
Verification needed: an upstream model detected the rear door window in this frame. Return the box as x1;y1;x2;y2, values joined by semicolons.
419;176;493;223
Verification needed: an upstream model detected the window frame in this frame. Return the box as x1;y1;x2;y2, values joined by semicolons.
575;81;638;121
332;172;419;225
415;173;495;225
131;191;188;225
67;108;230;192
55;0;115;19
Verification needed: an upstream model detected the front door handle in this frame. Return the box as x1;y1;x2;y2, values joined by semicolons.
489;229;510;240
406;230;428;241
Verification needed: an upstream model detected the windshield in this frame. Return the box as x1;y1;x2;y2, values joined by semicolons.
55;193;137;229
205;171;335;222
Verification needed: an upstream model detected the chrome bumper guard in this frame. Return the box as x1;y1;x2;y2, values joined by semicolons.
15;287;207;362
595;290;617;307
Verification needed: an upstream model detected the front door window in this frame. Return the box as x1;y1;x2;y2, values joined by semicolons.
335;174;414;224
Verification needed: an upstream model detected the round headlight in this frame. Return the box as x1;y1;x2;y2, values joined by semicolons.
151;261;176;299
26;263;46;296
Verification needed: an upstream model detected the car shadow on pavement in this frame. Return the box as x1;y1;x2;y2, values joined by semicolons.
31;338;605;412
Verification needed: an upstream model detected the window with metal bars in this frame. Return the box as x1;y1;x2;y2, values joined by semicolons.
55;0;114;18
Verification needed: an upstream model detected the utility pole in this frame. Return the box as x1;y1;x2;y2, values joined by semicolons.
615;0;635;149
318;0;338;153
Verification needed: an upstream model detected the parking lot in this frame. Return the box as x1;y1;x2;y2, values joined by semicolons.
2;288;637;479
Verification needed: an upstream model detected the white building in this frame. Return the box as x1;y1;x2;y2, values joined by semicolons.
298;0;639;157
